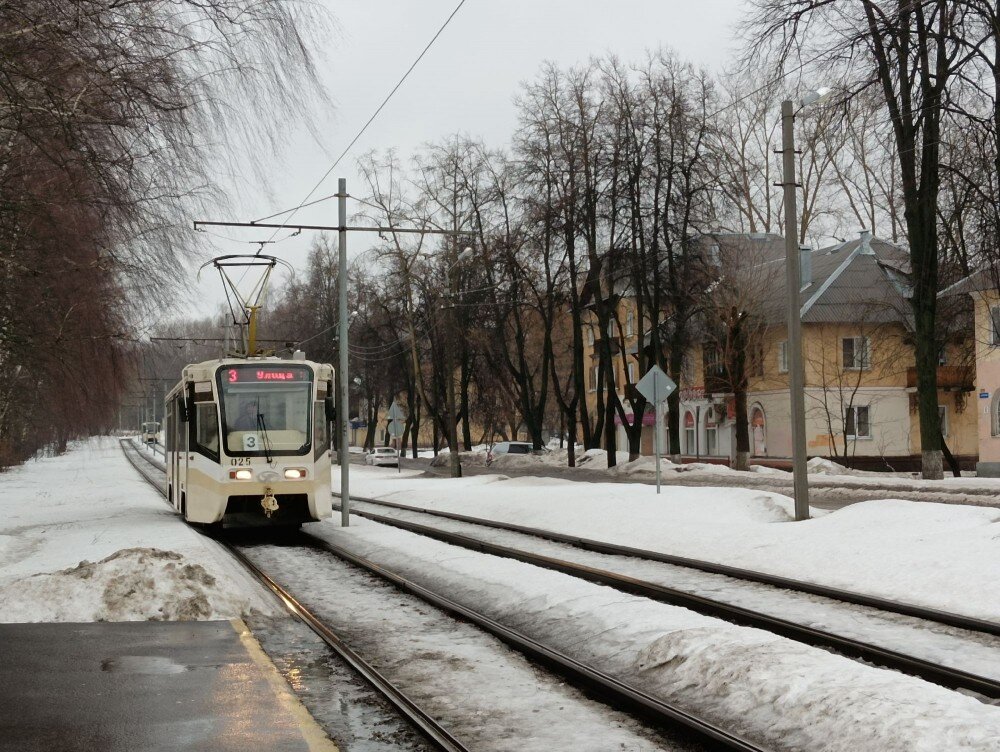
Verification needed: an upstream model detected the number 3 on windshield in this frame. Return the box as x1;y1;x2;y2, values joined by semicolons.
243;434;258;451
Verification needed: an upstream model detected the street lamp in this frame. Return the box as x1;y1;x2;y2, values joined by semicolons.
781;87;834;522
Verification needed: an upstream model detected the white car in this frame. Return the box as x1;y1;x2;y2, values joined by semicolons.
365;447;399;467
486;441;533;465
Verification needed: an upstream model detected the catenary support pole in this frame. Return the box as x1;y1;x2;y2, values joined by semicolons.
780;99;810;521
339;178;350;526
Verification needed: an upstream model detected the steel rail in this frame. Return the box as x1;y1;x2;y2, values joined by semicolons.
118;440;472;752
297;531;771;752
337;493;1000;638
339;502;1000;700
226;545;472;752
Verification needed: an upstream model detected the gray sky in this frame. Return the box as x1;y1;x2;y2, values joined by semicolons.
186;0;748;320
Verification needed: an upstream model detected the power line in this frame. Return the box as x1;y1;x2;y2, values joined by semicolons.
255;0;469;239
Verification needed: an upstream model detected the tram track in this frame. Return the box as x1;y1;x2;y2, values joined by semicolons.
122;439;772;751
337;493;1000;700
119;440;470;752
337;493;1000;637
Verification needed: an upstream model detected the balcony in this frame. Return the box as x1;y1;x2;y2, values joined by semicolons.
905;365;974;391
704;371;731;396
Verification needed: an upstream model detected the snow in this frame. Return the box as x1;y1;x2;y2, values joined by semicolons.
422;442;1000;500
0;438;277;623
351;498;1000;684
349;466;1000;622
313;516;1000;751
244;541;688;751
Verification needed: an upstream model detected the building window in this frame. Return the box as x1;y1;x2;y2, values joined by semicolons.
627;362;636;383
705;427;717;455
993;393;1000;437
590;365;599;391
778;341;788;373
991;307;1000;345
843;336;871;370
626;309;635;336
587;327;595;346
937;346;948;366
939;405;948;438
845;404;871;439
705;346;723;377
684;411;696;453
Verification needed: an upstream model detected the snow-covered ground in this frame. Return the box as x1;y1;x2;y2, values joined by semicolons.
348;465;1000;622
348;498;1000;683
431;444;1000;495
4;439;999;750
0;438;276;622
312;515;1000;751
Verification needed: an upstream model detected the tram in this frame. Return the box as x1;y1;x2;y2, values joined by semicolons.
141;421;160;445
164;354;335;527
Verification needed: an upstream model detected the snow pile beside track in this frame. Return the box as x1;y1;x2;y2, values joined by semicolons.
0;438;279;622
317;519;1000;751
0;547;250;622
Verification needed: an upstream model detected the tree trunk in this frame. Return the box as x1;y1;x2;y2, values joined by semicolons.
734;389;750;471
940;429;960;478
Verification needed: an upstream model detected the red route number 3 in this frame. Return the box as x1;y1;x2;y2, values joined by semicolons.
227;369;239;383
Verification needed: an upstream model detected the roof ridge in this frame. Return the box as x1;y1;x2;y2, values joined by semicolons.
799;244;862;318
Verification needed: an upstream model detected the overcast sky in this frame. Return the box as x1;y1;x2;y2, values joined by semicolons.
185;0;748;321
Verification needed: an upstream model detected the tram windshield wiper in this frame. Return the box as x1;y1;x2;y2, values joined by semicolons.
255;405;273;463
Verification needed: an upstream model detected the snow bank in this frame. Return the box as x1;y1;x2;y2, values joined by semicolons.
0;548;250;622
349;466;1000;621
0;438;277;623
318;519;1000;751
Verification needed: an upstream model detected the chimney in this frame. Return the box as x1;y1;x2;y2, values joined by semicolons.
800;246;812;289
859;229;874;255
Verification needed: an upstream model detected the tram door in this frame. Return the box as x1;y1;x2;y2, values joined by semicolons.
171;394;186;511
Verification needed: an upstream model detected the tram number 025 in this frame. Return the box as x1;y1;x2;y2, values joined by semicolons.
230;458;251;466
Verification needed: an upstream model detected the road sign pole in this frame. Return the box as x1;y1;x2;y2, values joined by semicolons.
635;364;675;497
654;380;661;494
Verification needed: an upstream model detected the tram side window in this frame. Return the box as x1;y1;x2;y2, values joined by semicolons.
166;400;175;453
313;402;329;460
193;403;220;459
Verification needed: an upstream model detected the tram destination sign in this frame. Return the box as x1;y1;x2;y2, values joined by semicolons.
225;366;311;383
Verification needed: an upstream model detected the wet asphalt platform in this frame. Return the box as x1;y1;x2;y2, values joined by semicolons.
0;619;337;751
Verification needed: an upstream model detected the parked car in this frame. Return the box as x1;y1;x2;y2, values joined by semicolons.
365;447;399;467
486;441;533;465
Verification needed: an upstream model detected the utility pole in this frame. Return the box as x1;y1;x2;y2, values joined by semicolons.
338;178;350;526
780;99;810;521
447;166;462;479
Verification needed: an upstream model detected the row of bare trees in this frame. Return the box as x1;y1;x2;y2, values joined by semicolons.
0;1;326;467
129;4;1000;481
306;26;999;477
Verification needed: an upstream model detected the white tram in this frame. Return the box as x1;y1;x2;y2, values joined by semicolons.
164;355;334;527
141;421;160;445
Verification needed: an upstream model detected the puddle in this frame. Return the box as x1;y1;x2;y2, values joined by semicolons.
101;655;189;674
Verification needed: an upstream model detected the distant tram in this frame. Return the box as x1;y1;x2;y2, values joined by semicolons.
164;355;334;527
141;421;160;445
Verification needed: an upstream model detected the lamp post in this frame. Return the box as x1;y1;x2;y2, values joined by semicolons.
780;88;832;522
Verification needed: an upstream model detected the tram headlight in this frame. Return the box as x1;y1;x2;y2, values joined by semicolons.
229;469;253;480
283;468;306;480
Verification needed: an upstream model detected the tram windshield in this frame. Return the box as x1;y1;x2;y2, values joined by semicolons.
217;364;313;456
